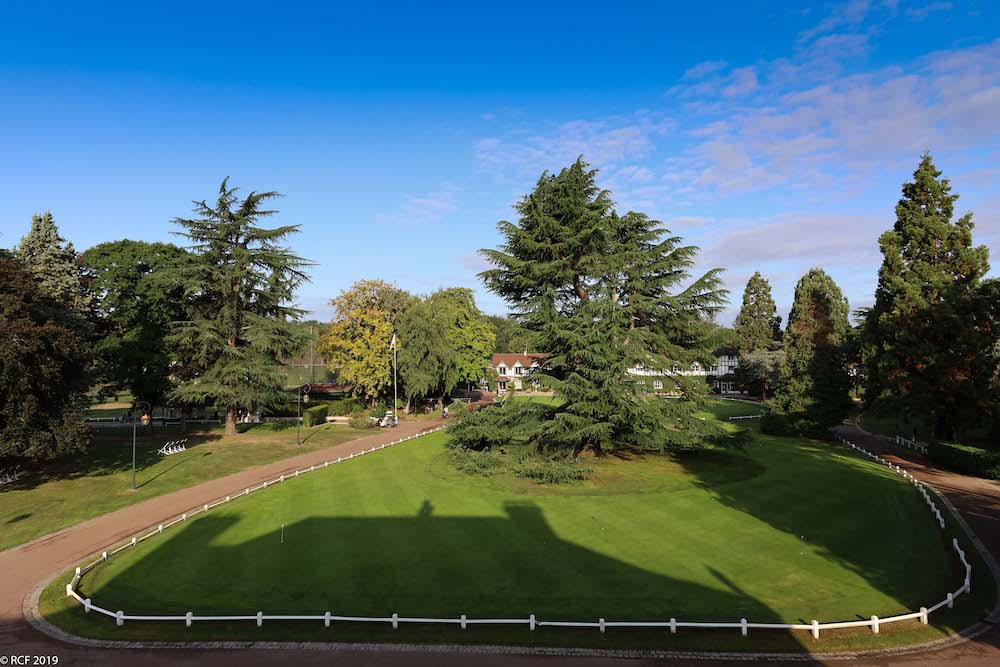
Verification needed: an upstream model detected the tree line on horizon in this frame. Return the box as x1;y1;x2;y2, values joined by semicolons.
1;153;997;469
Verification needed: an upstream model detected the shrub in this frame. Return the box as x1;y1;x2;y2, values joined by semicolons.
302;404;329;427
928;441;1000;480
326;398;359;416
511;457;592;483
349;412;375;430
449;448;507;476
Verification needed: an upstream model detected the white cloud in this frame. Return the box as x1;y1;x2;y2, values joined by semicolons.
376;182;460;226
906;2;953;22
473;112;672;179
682;60;728;80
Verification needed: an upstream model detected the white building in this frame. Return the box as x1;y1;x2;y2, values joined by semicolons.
489;349;741;394
489;353;548;392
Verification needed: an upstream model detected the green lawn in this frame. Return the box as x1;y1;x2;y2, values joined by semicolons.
41;412;990;652
0;422;366;552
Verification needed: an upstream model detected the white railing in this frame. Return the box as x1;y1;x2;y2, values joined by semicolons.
894;434;928;455
63;427;972;641
728;414;762;421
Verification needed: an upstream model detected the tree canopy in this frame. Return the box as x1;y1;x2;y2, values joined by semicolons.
476;158;732;456
0;257;91;462
487;314;536;354
398;288;495;405
82;240;190;412
15;211;92;320
733;272;781;354
167;179;311;436
765;268;852;437
862;154;992;439
319;279;417;403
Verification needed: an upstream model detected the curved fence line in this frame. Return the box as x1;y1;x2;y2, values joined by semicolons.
63;430;972;641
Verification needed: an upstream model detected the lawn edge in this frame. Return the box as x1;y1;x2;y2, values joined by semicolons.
26;426;1000;660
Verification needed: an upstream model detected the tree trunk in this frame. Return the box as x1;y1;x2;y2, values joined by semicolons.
226;407;238;436
179;407;189;435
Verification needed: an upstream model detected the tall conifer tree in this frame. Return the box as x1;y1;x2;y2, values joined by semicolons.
766;269;852;436
15;212;91;313
479;158;731;456
863;154;991;439
168;180;311;436
733;272;781;354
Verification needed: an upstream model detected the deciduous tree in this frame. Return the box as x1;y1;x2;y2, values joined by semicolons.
319;279;416;404
0;257;91;462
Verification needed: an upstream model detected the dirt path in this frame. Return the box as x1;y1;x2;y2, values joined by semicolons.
4;416;1000;665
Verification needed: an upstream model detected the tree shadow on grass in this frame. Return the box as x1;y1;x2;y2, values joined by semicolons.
65;501;807;650
0;426;223;493
678;436;965;619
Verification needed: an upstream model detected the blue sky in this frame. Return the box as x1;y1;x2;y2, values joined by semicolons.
1;0;997;324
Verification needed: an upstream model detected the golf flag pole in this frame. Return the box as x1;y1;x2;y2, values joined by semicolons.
390;333;397;418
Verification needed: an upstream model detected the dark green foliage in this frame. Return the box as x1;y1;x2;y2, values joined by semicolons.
863;154;992;440
928;441;1000;480
0;258;91;462
487;314;536;354
302;404;329;427
326;398;360;416
448;446;593;483
449;401;550;451
735;349;785;400
733;272;782;354
397;288;494;405
166;179;312;436
82;241;190;411
479;158;731;456
15;211;92;314
765;269;852;438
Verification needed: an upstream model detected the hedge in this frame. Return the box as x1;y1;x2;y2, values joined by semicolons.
302;404;329;427
928;441;1000;480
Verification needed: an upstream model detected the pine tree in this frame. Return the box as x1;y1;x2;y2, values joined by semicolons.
765;268;852;437
733;272;781;354
168;179;311;436
15;212;91;313
480;158;732;456
863;154;991;439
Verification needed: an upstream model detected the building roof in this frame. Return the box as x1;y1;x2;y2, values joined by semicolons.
491;353;549;368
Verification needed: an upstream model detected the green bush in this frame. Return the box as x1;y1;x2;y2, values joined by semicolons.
448;446;593;483
449;448;507;476
349;412;375;430
511;457;592;483
302;404;329;427
326;398;359;416
928;441;1000;479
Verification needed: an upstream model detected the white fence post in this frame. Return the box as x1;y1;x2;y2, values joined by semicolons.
669;617;676;634
947;592;954;609
599;617;606;633
740;618;748;637
392;613;399;629
65;584;72;596
529;614;536;630
84;598;92;613
257;611;263;627
325;611;331;627
919;607;928;624
461;614;467;629
871;615;879;634
811;620;819;639
116;610;124;626
186;611;193;627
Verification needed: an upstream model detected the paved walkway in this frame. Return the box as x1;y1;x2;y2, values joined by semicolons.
3;416;1000;665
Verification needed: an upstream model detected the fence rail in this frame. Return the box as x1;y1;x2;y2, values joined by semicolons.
893;434;928;455
727;414;762;421
63;427;972;641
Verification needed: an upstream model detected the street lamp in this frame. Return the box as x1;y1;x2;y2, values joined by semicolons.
131;400;151;491
297;383;312;446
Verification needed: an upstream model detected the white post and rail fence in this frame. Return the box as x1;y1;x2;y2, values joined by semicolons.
63;428;973;640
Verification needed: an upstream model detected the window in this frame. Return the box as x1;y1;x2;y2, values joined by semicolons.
711;365;718;373
515;366;523;375
653;380;663;390
498;366;506;375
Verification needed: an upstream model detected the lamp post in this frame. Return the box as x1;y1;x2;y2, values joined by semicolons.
297;383;312;446
131;400;151;491
391;333;398;419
